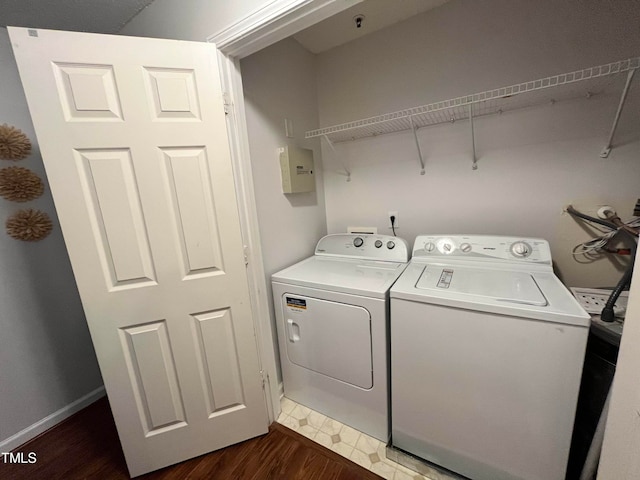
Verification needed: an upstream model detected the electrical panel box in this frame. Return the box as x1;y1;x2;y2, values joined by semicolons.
278;146;315;194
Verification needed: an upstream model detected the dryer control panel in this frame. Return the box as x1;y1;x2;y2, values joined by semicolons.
315;234;410;263
413;235;552;265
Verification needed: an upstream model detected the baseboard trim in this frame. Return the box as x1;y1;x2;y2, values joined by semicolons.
0;385;106;452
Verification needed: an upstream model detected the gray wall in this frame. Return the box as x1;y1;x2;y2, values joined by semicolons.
241;37;327;384
316;0;640;287
120;0;274;40
0;27;102;448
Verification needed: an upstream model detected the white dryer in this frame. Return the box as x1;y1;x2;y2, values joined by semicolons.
390;235;590;480
273;233;409;441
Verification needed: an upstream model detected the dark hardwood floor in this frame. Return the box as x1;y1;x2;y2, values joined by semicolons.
1;397;381;479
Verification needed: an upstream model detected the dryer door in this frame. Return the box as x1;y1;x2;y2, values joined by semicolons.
281;294;373;389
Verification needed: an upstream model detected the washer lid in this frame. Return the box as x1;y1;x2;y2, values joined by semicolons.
272;255;407;298
416;265;548;306
391;263;590;326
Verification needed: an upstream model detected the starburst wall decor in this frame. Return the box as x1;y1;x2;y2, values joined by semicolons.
0;124;32;161
6;209;53;241
0;166;44;202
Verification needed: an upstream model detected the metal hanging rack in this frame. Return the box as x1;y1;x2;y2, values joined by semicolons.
306;56;639;178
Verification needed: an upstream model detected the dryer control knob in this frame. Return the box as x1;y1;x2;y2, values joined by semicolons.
460;243;472;253
424;242;436;252
387;241;395;250
511;241;532;258
374;240;383;248
353;237;364;247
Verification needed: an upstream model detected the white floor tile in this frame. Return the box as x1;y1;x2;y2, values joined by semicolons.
290;404;312;420
276;412;289;424
355;433;382;455
377;442;390;462
280;397;296;415
331;441;354;458
395;463;424;478
280;414;299;431
307;410;327;429
314;431;333;449
320;417;343;436
394;468;417;480
349;448;373;469
371;460;397;480
298;423;318;439
339;424;361;446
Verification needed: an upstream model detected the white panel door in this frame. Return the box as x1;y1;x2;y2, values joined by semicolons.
9;27;268;477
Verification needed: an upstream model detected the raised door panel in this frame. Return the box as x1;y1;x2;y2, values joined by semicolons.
120;321;187;436
144;67;201;121
192;309;244;416
161;147;225;278
74;148;156;289
52;63;124;121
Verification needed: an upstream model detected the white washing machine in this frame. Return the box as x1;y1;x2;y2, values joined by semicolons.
273;233;409;441
390;235;590;480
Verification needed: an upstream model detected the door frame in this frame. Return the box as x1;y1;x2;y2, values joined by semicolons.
206;0;364;421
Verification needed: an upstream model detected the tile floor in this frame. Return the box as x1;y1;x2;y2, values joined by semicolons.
277;396;436;480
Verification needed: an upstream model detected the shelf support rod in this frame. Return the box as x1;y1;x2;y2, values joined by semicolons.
322;135;350;181
409;115;426;175
600;68;636;158
468;104;478;170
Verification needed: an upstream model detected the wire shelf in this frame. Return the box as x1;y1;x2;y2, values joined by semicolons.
306;57;640;143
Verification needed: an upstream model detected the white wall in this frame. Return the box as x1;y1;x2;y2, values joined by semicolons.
316;0;640;287
241;37;327;383
0;28;103;449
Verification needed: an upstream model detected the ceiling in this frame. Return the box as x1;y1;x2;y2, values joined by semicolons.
0;0;448;52
293;0;449;54
0;0;155;34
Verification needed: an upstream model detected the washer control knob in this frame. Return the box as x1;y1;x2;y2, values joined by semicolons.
460;243;472;253
353;237;364;248
511;241;532;258
387;241;395;250
424;242;436;252
442;243;453;253
374;240;383;248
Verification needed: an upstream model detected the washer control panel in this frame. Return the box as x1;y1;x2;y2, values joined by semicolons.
316;234;409;262
412;235;552;264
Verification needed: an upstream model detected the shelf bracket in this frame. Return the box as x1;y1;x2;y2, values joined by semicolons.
322;135;351;181
600;68;636;158
468;104;478;170
409;116;426;175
